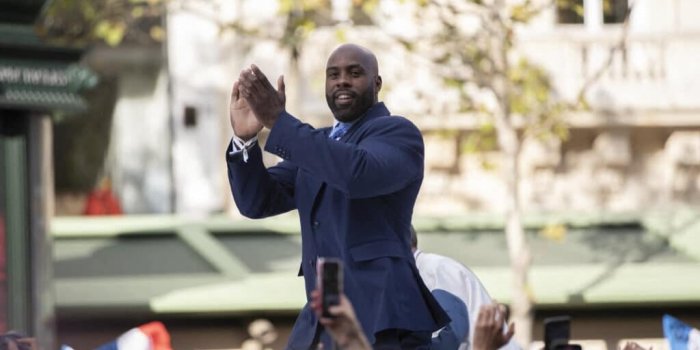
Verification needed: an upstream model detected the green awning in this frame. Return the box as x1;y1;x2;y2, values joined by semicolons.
0;24;96;114
50;211;700;316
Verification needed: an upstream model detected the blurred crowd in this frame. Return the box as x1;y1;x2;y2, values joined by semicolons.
3;306;698;350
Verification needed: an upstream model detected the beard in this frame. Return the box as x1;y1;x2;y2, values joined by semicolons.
326;86;376;123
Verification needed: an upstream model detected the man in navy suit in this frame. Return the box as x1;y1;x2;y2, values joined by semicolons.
226;43;449;349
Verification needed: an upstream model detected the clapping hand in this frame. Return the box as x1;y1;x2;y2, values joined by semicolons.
229;79;263;141
238;64;286;129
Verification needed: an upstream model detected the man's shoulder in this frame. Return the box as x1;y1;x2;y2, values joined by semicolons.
420;252;463;267
361;104;414;125
417;252;458;272
366;112;414;124
418;251;494;306
361;114;421;137
418;252;481;279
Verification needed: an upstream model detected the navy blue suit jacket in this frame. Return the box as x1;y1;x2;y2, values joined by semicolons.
226;102;449;349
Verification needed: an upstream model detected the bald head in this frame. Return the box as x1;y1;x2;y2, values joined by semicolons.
325;43;382;122
327;43;379;76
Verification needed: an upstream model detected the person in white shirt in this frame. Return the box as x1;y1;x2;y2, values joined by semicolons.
412;227;519;350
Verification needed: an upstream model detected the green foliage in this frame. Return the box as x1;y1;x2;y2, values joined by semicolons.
508;58;569;142
37;0;379;50
463;122;497;154
94;20;126;46
335;27;348;42
361;0;380;14
258;0;377;59
36;0;165;46
397;0;580;154
511;1;540;23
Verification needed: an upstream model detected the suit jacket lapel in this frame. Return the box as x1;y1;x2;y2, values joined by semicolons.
307;102;390;208
305;126;332;215
339;102;390;142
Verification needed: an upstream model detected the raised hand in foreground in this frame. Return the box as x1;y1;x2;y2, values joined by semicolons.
473;303;516;350
310;289;371;350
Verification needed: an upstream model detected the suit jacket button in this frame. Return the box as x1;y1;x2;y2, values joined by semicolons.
313;221;320;228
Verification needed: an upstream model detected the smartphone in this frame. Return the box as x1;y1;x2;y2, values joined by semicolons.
317;257;343;318
544;315;571;350
554;345;582;350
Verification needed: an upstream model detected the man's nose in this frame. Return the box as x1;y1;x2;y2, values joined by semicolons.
336;73;351;87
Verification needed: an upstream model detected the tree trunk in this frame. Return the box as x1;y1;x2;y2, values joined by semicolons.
490;0;534;347
498;120;533;348
493;99;533;347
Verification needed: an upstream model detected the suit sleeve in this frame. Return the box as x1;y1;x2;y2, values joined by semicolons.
226;140;297;218
265;111;424;199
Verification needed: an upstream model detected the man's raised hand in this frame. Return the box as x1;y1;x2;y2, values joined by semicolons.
238;64;286;129
229;79;263;141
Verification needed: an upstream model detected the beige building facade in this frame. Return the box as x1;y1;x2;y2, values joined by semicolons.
49;1;694;218
158;0;700;218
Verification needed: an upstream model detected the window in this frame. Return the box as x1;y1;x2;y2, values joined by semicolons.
603;0;629;24
557;0;584;24
557;0;629;25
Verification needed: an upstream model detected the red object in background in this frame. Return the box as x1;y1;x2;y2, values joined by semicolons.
83;178;123;216
139;321;173;350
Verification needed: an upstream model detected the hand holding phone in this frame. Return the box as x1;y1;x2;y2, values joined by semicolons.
317;257;343;318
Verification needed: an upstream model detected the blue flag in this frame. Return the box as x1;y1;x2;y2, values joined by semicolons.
663;314;700;350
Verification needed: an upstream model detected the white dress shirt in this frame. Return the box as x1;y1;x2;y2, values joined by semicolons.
228;134;258;162
414;249;521;350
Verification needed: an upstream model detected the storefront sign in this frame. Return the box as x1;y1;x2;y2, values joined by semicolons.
0;60;97;92
0;65;70;87
0;60;97;112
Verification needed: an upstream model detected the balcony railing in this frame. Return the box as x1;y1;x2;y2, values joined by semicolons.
520;31;700;110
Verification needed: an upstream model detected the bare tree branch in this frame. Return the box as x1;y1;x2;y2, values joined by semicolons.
574;0;636;107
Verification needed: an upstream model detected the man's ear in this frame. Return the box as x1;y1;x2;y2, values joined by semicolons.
375;75;383;93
